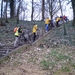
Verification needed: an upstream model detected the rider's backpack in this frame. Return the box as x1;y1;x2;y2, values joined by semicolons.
14;27;18;33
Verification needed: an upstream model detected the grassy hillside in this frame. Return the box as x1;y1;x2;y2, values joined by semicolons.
0;19;44;45
37;21;75;47
0;20;75;75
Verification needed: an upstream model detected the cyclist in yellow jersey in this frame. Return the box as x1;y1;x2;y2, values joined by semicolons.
32;24;38;42
45;17;50;32
56;17;61;27
14;26;22;47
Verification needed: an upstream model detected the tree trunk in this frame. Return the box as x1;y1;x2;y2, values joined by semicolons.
5;1;8;23
1;0;3;26
10;0;15;18
17;1;21;24
31;0;34;21
49;1;53;19
59;0;67;35
42;0;45;21
71;0;75;26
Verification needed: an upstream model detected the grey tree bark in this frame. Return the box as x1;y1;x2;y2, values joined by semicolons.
1;0;3;26
71;0;75;26
31;0;34;21
59;0;67;35
42;0;45;21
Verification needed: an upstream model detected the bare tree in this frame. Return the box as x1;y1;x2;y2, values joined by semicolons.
20;2;28;20
45;0;61;19
10;0;15;18
71;0;75;26
5;1;9;23
42;0;45;21
16;0;28;22
34;1;41;20
31;0;34;21
1;0;3;26
59;0;67;35
16;0;22;24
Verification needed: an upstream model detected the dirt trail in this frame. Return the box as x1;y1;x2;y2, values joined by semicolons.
0;63;46;75
0;45;47;75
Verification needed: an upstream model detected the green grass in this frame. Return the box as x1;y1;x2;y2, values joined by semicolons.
0;20;75;74
39;46;75;74
0;56;10;65
40;60;55;70
0;20;44;45
38;21;75;48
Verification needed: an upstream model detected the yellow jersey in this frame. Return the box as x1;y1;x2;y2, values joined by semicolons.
15;27;19;36
56;18;61;22
32;25;38;33
45;18;50;24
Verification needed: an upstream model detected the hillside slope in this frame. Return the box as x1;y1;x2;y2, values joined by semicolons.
0;20;44;45
0;21;75;75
